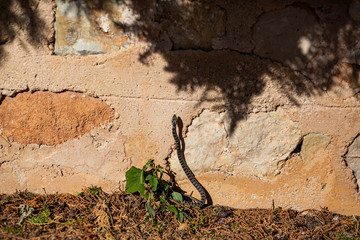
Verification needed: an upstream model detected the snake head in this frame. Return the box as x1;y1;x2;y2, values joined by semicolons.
172;114;177;125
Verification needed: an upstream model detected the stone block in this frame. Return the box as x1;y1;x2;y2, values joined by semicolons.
170;109;301;179
55;0;130;55
254;6;322;71
156;0;226;50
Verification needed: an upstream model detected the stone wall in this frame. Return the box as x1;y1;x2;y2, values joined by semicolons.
0;0;360;215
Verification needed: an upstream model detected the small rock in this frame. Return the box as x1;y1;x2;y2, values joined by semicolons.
156;0;226;50
300;133;331;162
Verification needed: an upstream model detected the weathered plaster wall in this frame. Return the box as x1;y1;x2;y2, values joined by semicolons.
0;0;360;215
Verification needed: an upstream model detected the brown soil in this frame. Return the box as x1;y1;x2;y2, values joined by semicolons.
0;188;359;239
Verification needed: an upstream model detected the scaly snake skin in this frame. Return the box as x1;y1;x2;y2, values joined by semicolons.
172;114;206;208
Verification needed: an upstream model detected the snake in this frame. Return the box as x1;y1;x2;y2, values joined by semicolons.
172;114;206;208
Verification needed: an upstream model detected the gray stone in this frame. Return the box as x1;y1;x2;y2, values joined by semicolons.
346;135;360;188
55;0;130;55
346;157;360;188
254;6;322;70
72;39;104;55
347;135;360;158
223;110;301;177
170;109;301;179
300;133;331;162
170;110;226;180
156;0;226;50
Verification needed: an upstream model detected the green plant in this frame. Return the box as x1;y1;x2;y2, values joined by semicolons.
354;216;359;235
75;192;84;197
273;206;282;216
190;213;207;232
125;159;184;222
333;233;353;240
18;204;34;225
88;186;100;196
27;188;51;225
1;226;23;234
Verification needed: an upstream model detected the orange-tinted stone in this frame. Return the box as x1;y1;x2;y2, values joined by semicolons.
0;91;114;145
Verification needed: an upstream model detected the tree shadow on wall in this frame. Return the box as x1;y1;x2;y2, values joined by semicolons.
108;0;360;135
0;0;50;65
2;0;360;135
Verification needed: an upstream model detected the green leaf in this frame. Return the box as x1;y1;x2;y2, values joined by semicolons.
164;184;172;196
140;170;145;185
1;226;23;234
145;174;152;182
145;202;155;217
149;176;158;192
273;207;282;216
167;205;178;215
159;197;166;211
28;214;49;225
171;191;183;203
159;196;166;203
44;207;51;217
143;159;154;171
138;184;148;198
178;212;184;222
156;165;163;170
125;166;142;193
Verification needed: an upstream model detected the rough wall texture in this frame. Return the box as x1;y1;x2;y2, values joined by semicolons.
0;91;114;145
0;0;360;215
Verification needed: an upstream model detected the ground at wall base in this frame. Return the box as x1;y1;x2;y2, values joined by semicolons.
0;188;359;239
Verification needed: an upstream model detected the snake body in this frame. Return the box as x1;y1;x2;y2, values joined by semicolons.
172;114;206;208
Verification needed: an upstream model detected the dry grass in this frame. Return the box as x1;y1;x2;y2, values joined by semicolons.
0;188;359;239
